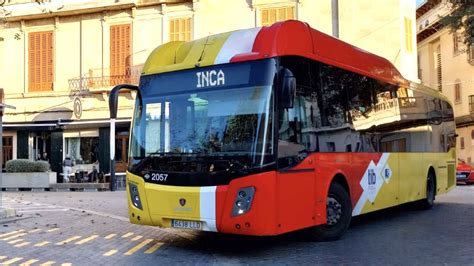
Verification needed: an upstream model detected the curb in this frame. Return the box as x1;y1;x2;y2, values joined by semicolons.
0;207;16;220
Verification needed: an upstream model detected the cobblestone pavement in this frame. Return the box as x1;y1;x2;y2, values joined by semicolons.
0;185;473;265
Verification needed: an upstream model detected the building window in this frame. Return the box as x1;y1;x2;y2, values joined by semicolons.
28;31;53;92
2;136;13;169
436;45;442;92
404;17;413;53
169;18;191;42
65;137;99;165
460;137;465;150
110;24;131;86
454;80;461;103
468;45;474;64
453;33;463;55
469;95;474;113
261;6;294;27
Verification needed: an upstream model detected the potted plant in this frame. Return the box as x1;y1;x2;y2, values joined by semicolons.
2;159;56;189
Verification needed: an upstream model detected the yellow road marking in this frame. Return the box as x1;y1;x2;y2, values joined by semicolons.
40;261;55;266
75;235;98;245
0;256;6;260
14;242;31;248
46;228;59;233
56;236;81;245
61;263;72;266
34;241;50;247
121;232;134;238
131;235;143;241
0;230;24;238
19;259;39;266
28;229;42;233
103;249;118;257
104;234;116;239
8;239;24;244
144;242;164;254
124;239;153;256
1;233;27;241
1;257;23;265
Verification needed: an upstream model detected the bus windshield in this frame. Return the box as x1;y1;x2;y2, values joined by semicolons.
129;59;276;185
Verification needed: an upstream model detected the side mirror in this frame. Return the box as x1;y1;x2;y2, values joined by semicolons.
108;84;139;191
109;84;139;119
278;68;296;109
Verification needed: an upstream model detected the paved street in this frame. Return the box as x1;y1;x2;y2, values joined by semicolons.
0;185;473;265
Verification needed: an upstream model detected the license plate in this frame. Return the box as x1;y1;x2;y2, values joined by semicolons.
456;174;466;179
171;219;202;230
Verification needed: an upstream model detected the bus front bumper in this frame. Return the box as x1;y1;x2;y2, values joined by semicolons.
126;171;283;236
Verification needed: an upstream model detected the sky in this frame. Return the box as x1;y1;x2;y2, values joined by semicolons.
416;0;426;7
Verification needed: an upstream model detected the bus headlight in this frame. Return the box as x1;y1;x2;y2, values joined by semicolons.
129;183;143;210
232;187;255;216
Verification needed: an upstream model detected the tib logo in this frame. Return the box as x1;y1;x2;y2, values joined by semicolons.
368;169;376;185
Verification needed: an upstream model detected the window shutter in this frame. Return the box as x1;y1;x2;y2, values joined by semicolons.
260;6;294;26
261;10;269;26
436;46;442;92
110;24;131;85
169;18;192;42
28;33;35;90
28;31;53;92
454;82;461;103
404;17;413;53
287;6;294;20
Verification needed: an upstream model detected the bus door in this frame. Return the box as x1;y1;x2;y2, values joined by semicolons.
276;85;317;233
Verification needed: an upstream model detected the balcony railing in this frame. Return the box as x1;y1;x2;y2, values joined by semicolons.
68;65;142;92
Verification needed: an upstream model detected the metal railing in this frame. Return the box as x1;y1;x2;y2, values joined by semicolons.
68;66;142;92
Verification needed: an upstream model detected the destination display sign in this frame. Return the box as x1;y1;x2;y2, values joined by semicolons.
139;59;276;97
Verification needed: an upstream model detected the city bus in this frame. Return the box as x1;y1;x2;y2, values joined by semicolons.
109;20;456;241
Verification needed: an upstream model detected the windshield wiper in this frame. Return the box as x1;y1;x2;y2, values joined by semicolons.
146;151;207;156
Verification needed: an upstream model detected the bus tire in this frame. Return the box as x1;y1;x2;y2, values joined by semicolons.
312;182;352;241
418;171;436;210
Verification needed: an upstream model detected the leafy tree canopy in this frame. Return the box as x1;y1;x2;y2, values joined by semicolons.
440;0;474;47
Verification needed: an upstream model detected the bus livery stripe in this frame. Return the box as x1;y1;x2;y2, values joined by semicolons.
200;186;217;232
214;28;261;65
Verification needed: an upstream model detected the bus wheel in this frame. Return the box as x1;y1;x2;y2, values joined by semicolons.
418;171;436;209
312;182;352;241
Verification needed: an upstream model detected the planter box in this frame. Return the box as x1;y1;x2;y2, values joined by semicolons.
1;172;57;188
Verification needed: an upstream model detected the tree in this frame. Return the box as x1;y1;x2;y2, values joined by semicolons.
440;0;474;47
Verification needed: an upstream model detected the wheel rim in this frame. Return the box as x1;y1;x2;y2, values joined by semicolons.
327;196;343;226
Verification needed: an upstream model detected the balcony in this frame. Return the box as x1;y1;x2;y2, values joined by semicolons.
68;65;142;93
416;0;450;43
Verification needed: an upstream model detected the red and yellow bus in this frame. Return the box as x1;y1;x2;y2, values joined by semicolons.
110;21;456;240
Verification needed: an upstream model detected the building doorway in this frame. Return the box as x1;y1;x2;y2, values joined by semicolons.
115;132;129;172
32;132;51;161
2;136;13;168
